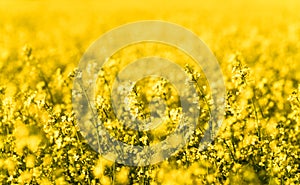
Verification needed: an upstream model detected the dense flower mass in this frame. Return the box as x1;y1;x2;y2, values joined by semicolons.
1;0;300;184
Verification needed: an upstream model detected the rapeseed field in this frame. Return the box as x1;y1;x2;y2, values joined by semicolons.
0;0;299;184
